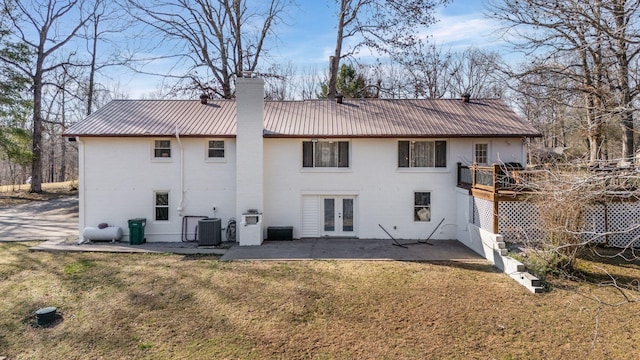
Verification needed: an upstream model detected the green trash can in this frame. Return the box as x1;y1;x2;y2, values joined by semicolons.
128;218;146;245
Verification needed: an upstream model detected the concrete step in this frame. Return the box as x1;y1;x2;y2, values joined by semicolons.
521;272;541;288
509;271;544;294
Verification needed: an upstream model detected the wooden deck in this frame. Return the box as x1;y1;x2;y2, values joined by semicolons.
456;162;640;202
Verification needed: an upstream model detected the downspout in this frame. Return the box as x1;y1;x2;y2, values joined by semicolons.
175;126;185;216
76;137;86;243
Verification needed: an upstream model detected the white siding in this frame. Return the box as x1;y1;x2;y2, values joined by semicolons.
79;137;236;242
78;135;527;242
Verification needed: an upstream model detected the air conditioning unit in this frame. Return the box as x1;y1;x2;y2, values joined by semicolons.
198;218;221;246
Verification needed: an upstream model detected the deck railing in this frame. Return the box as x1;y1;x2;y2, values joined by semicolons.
457;162;639;194
457;162;525;193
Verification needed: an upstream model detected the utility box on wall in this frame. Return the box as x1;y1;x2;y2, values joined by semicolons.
239;212;263;245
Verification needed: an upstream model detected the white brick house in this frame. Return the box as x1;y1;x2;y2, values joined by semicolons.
64;77;540;246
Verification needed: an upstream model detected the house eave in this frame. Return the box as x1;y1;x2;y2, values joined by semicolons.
62;134;237;138
262;133;543;139
65;133;541;139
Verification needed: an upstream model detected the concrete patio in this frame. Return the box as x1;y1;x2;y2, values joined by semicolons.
29;237;485;263
1;194;484;262
220;238;484;262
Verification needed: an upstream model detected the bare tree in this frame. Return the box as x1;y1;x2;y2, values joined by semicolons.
394;43;504;100
449;47;504;99
607;1;640;161
326;0;451;98
297;65;323;100
127;0;292;99
263;62;296;101
514;64;583;154
0;0;98;192
488;0;640;163
397;42;453;99
82;1;134;115
359;60;411;99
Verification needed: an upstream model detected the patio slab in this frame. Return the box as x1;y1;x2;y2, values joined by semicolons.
3;195;484;262
28;238;485;263
220;238;485;262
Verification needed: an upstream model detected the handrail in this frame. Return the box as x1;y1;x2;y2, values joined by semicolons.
457;162;524;193
457;162;639;194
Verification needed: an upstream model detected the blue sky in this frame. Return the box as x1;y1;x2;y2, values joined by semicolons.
270;0;496;66
125;0;504;97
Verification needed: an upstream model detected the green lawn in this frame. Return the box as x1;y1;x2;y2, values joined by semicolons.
1;242;640;359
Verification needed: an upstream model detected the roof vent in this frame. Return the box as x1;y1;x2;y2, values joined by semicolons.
336;94;343;104
462;93;471;103
200;94;208;105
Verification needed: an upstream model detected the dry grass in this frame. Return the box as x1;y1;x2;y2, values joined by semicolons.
0;181;77;206
1;242;640;359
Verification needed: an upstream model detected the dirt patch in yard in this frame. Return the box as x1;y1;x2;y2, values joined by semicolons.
1;242;639;359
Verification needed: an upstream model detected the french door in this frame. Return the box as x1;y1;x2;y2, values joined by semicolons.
322;196;356;236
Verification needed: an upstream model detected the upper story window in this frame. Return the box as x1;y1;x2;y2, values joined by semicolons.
154;140;171;158
474;143;488;165
207;140;225;159
302;140;349;168
398;140;446;168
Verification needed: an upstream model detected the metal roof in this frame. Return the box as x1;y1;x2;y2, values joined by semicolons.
64;98;541;138
64;100;237;137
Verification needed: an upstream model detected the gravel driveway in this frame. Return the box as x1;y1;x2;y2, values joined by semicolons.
0;195;78;241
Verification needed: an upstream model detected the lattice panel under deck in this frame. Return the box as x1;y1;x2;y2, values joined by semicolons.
497;201;640;248
472;197;494;232
606;202;640;248
498;201;546;244
584;205;607;244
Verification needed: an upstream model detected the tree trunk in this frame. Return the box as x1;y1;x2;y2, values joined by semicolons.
586;95;603;164
59;138;66;182
30;71;43;193
328;0;347;99
87;14;99;116
49;136;55;183
59;89;67;182
614;1;634;161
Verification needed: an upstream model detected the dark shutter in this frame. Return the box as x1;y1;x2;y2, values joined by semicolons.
302;141;313;167
435;141;447;168
338;141;349;167
398;141;409;167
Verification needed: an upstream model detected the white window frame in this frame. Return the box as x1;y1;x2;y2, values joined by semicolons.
414;192;431;222
398;140;447;169
302;140;350;169
474;142;489;165
206;139;226;162
154;191;170;222
152;139;172;162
